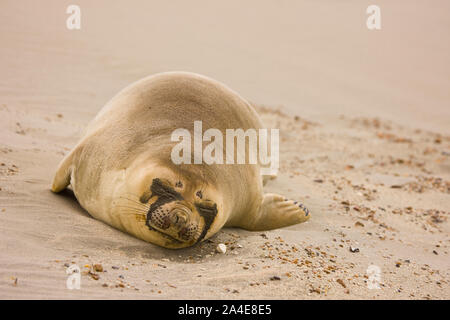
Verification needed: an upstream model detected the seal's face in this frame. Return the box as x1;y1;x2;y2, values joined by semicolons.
146;201;201;244
141;178;218;248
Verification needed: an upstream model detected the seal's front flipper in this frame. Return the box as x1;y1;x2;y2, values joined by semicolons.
51;150;76;193
241;193;310;231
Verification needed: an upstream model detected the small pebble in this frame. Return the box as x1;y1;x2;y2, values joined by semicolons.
93;264;103;272
89;273;100;280
336;279;346;288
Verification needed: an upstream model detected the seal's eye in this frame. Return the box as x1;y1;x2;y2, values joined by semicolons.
175;181;183;188
196;190;203;199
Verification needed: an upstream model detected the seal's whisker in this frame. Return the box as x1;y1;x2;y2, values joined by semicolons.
121;192;148;199
115;205;148;215
115;208;145;214
118;196;149;207
118;202;148;210
115;209;147;217
115;201;150;209
114;202;148;209
116;199;149;208
115;204;146;209
121;192;152;199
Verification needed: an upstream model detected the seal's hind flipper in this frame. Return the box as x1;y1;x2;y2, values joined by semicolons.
239;193;310;231
51;149;76;193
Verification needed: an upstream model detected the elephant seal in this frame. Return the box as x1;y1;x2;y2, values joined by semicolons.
51;72;310;249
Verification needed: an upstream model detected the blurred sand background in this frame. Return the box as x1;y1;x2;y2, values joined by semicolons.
0;0;449;299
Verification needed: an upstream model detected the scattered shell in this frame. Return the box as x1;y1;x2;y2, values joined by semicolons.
216;243;227;254
349;246;360;253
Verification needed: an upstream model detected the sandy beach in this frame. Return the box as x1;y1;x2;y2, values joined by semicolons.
0;0;449;299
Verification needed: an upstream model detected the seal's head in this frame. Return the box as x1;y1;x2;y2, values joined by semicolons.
115;159;223;249
139;177;219;249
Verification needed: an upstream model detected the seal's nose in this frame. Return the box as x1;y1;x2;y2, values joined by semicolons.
170;208;189;227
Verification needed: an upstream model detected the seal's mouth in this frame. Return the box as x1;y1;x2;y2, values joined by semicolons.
147;224;183;244
146;203;199;243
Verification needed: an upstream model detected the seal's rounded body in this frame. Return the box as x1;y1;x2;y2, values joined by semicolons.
52;72;309;248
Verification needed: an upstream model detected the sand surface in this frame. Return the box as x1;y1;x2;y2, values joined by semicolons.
0;0;449;299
